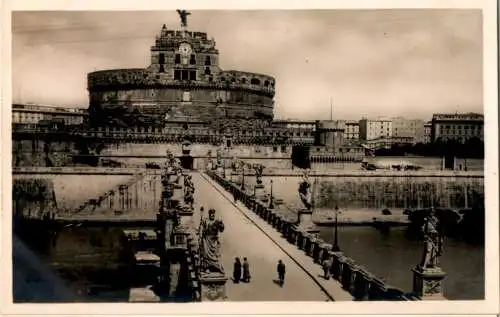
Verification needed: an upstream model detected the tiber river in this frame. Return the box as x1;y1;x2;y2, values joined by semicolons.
14;157;485;301
319;226;484;300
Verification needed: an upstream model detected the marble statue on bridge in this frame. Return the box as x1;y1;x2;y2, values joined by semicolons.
254;164;264;185
184;186;194;210
165;150;176;173
231;157;240;171
200;209;225;274
420;208;443;269
298;171;313;210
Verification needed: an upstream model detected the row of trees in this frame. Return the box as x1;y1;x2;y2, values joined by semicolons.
374;137;484;159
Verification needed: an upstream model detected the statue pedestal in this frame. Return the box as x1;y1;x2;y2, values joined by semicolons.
199;272;228;301
254;184;265;200
412;266;447;300
296;209;319;237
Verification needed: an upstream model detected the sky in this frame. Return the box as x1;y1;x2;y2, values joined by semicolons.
12;10;483;120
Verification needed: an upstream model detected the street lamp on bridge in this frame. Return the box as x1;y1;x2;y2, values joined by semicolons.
269;179;275;209
241;164;245;191
332;205;340;252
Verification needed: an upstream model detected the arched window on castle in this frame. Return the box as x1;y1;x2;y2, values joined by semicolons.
241;78;247;84
264;80;270;87
251;78;260;85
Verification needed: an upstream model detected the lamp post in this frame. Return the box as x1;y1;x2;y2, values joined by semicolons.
222;149;226;179
241;164;245;191
332;205;340;251
269;179;275;209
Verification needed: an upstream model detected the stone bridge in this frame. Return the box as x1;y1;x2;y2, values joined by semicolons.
13;166;431;302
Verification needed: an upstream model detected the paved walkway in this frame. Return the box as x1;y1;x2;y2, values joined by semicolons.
192;173;351;301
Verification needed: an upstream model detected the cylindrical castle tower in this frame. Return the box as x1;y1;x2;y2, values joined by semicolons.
87;20;276;128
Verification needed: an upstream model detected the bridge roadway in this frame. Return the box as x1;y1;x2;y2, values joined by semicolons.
191;173;353;301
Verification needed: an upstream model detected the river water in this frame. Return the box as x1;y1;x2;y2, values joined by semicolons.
22;225;483;301
318;226;484;300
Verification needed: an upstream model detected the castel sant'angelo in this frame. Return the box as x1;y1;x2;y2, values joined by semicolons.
87;11;276;129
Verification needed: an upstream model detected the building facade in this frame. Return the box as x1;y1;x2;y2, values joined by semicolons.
431;113;484;143
12;104;87;125
344;120;359;142
362;136;414;150
87;23;275;128
424;122;432;143
359;118;393;141
392;117;425;143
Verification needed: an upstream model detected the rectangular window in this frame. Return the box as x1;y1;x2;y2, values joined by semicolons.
174;70;181;80
189;70;197;81
159;53;165;64
190;54;196;65
182;70;189;80
175;54;181;64
205;55;211;66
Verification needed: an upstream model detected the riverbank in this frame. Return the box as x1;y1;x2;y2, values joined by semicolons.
313;208;409;226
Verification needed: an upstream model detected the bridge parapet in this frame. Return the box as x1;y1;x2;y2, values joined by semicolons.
62;172;155;218
206;170;421;301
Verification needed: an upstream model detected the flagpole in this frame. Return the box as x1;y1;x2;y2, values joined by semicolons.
330;97;333;121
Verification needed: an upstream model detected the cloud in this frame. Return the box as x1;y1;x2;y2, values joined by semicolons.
12;10;482;120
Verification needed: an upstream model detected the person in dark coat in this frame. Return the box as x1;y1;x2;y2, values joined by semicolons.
277;260;286;287
233;257;242;283
242;257;251;283
322;258;332;280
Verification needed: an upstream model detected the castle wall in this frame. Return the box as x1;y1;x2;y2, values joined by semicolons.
13;139;77;167
89;87;273;125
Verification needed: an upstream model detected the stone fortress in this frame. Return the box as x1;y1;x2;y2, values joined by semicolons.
88;21;276;128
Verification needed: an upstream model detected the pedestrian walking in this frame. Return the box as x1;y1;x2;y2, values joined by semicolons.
322;257;332;280
233;257;242;283
242;257;251;283
277;260;286;287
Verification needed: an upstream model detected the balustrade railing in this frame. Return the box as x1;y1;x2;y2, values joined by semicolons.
205;169;420;301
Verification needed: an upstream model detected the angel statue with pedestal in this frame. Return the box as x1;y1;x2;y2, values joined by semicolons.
420;208;443;269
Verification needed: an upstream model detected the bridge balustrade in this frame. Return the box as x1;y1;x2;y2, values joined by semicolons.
205;169;419;301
